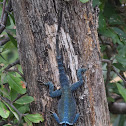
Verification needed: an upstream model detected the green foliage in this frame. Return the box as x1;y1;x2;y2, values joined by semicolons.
14;96;34;104
3;101;19;121
113;115;126;126
0;5;43;126
0;101;10;118
7;34;17;47
18;105;30;114
7;74;26;94
93;0;126;125
92;0;101;8
116;45;126;67
24;114;44;123
80;0;89;3
23;114;44;126
116;83;126;102
24;117;33;126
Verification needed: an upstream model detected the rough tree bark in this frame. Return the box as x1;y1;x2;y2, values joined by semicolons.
11;0;110;126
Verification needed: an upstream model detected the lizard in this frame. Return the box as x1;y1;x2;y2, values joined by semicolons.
45;6;87;126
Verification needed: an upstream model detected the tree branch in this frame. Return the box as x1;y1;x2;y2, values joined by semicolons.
0;0;7;23
0;35;10;46
102;59;112;96
99;35;113;47
4;59;20;71
112;66;126;87
102;59;126;87
5;69;24;79
0;0;12;34
109;102;126;114
102;59;126;114
0;120;8;126
12;93;27;103
0;94;23;123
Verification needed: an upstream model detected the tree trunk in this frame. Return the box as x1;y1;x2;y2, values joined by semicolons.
11;0;110;126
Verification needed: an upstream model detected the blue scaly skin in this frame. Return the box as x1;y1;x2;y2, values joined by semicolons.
45;4;86;125
46;56;86;125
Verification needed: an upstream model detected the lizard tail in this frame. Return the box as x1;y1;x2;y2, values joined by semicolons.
55;4;69;87
56;5;63;58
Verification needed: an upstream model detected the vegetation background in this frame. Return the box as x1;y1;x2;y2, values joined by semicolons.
0;0;126;125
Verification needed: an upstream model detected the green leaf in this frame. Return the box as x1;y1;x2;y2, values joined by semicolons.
92;0;101;8
3;101;19;120
0;73;8;84
118;115;126;126
112;27;126;43
116;45;126;66
107;97;115;102
0;87;10;100
100;45;106;52
113;63;126;71
113;115;126;126
6;16;11;27
116;83;126;102
25;114;44;123
108;14;124;25
116;56;126;66
99;29;122;44
0;53;6;61
7;74;26;94
80;0;89;3
98;13;106;31
18;105;29;114
24;116;33;126
10;89;18;101
113;115;121;126
14;96;34;105
7;34;17;48
0;101;10;118
6;29;16;35
8;12;15;24
2;41;16;52
103;2;116;18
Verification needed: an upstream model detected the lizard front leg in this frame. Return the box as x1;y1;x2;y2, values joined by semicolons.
70;68;87;92
45;82;62;97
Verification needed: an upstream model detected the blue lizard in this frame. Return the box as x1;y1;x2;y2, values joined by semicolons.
46;56;86;125
45;7;86;126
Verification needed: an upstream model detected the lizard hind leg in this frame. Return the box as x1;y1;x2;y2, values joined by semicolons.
52;113;60;124
73;113;80;124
